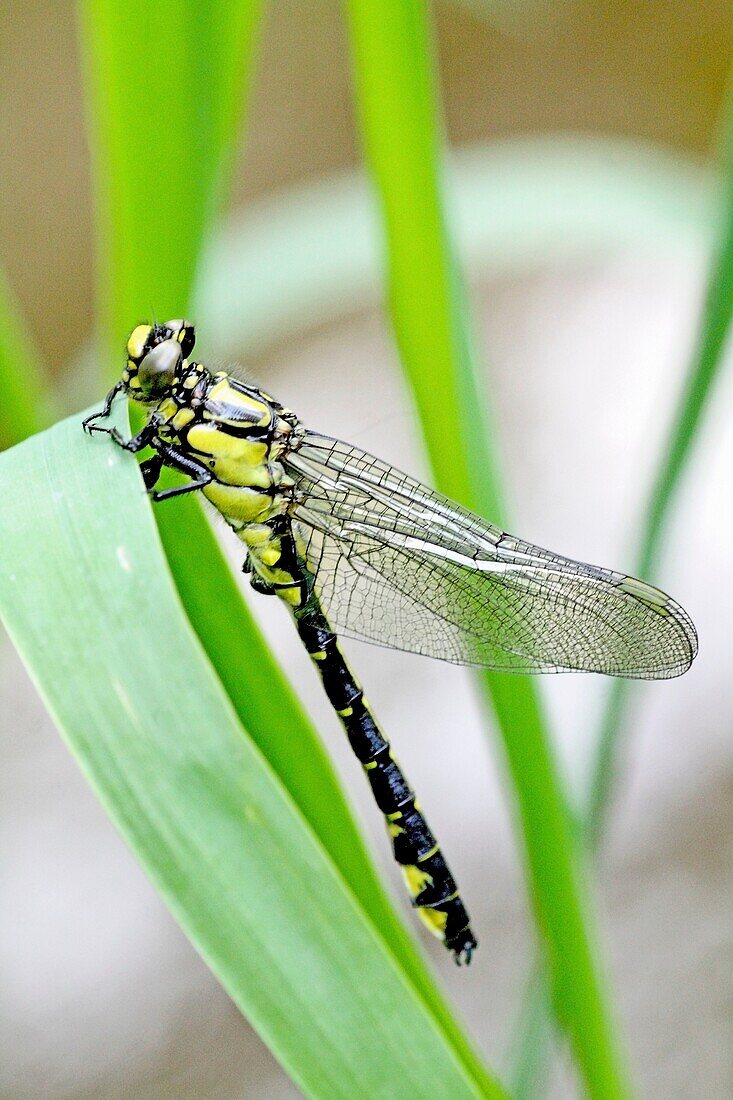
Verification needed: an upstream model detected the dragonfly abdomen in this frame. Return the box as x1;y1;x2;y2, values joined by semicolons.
295;600;477;964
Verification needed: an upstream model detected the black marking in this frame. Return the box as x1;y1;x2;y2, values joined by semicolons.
200;415;273;440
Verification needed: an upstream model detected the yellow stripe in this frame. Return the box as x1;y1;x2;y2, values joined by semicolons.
260;545;282;567
203;482;279;524
187;423;269;464
417;907;448;938
172;408;195;431
402;864;431;896
127;325;151;359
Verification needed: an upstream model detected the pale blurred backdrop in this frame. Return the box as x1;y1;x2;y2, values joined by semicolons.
1;2;732;1098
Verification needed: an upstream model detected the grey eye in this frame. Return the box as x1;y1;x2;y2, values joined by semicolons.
163;318;195;358
138;339;182;398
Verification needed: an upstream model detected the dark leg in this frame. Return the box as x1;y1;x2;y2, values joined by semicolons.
86;416;159;454
147;440;213;501
139;454;164;491
82;382;122;434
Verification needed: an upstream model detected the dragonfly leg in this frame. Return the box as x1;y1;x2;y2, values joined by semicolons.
82;382;122;433
86;419;158;453
147;441;213;501
139;454;164;491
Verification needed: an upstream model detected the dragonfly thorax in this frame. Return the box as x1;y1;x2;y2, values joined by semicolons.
108;321;298;545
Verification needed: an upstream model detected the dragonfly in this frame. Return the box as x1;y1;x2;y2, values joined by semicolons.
83;318;698;965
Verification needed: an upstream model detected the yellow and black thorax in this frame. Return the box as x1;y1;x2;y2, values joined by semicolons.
120;320;305;600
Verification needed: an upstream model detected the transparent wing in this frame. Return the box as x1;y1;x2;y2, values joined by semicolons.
284;432;698;679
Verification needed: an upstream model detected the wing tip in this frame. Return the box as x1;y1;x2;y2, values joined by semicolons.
617;574;698;679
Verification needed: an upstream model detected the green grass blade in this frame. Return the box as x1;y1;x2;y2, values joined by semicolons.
77;0;351;882
0;411;508;1100
345;3;631;1097
635;207;733;580
510;89;733;1098
507;264;731;1100
345;1;501;517
78;0;264;361
579;54;733;961
0;268;58;448
504;976;555;1099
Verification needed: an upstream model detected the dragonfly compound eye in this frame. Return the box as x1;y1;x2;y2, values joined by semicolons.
137;339;182;399
163;318;196;359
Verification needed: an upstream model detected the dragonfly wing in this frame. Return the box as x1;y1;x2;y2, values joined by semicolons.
285;432;698;679
291;519;561;672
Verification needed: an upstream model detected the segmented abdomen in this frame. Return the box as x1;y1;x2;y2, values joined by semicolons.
295;602;477;964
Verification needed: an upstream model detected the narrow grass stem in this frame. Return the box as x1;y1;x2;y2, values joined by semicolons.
345;3;632;1096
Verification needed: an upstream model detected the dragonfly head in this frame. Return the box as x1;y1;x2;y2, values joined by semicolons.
122;319;196;402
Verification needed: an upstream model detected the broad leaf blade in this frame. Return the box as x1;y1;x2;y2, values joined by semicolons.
0;411;505;1100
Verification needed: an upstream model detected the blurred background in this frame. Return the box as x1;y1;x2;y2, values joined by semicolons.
1;1;731;1097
